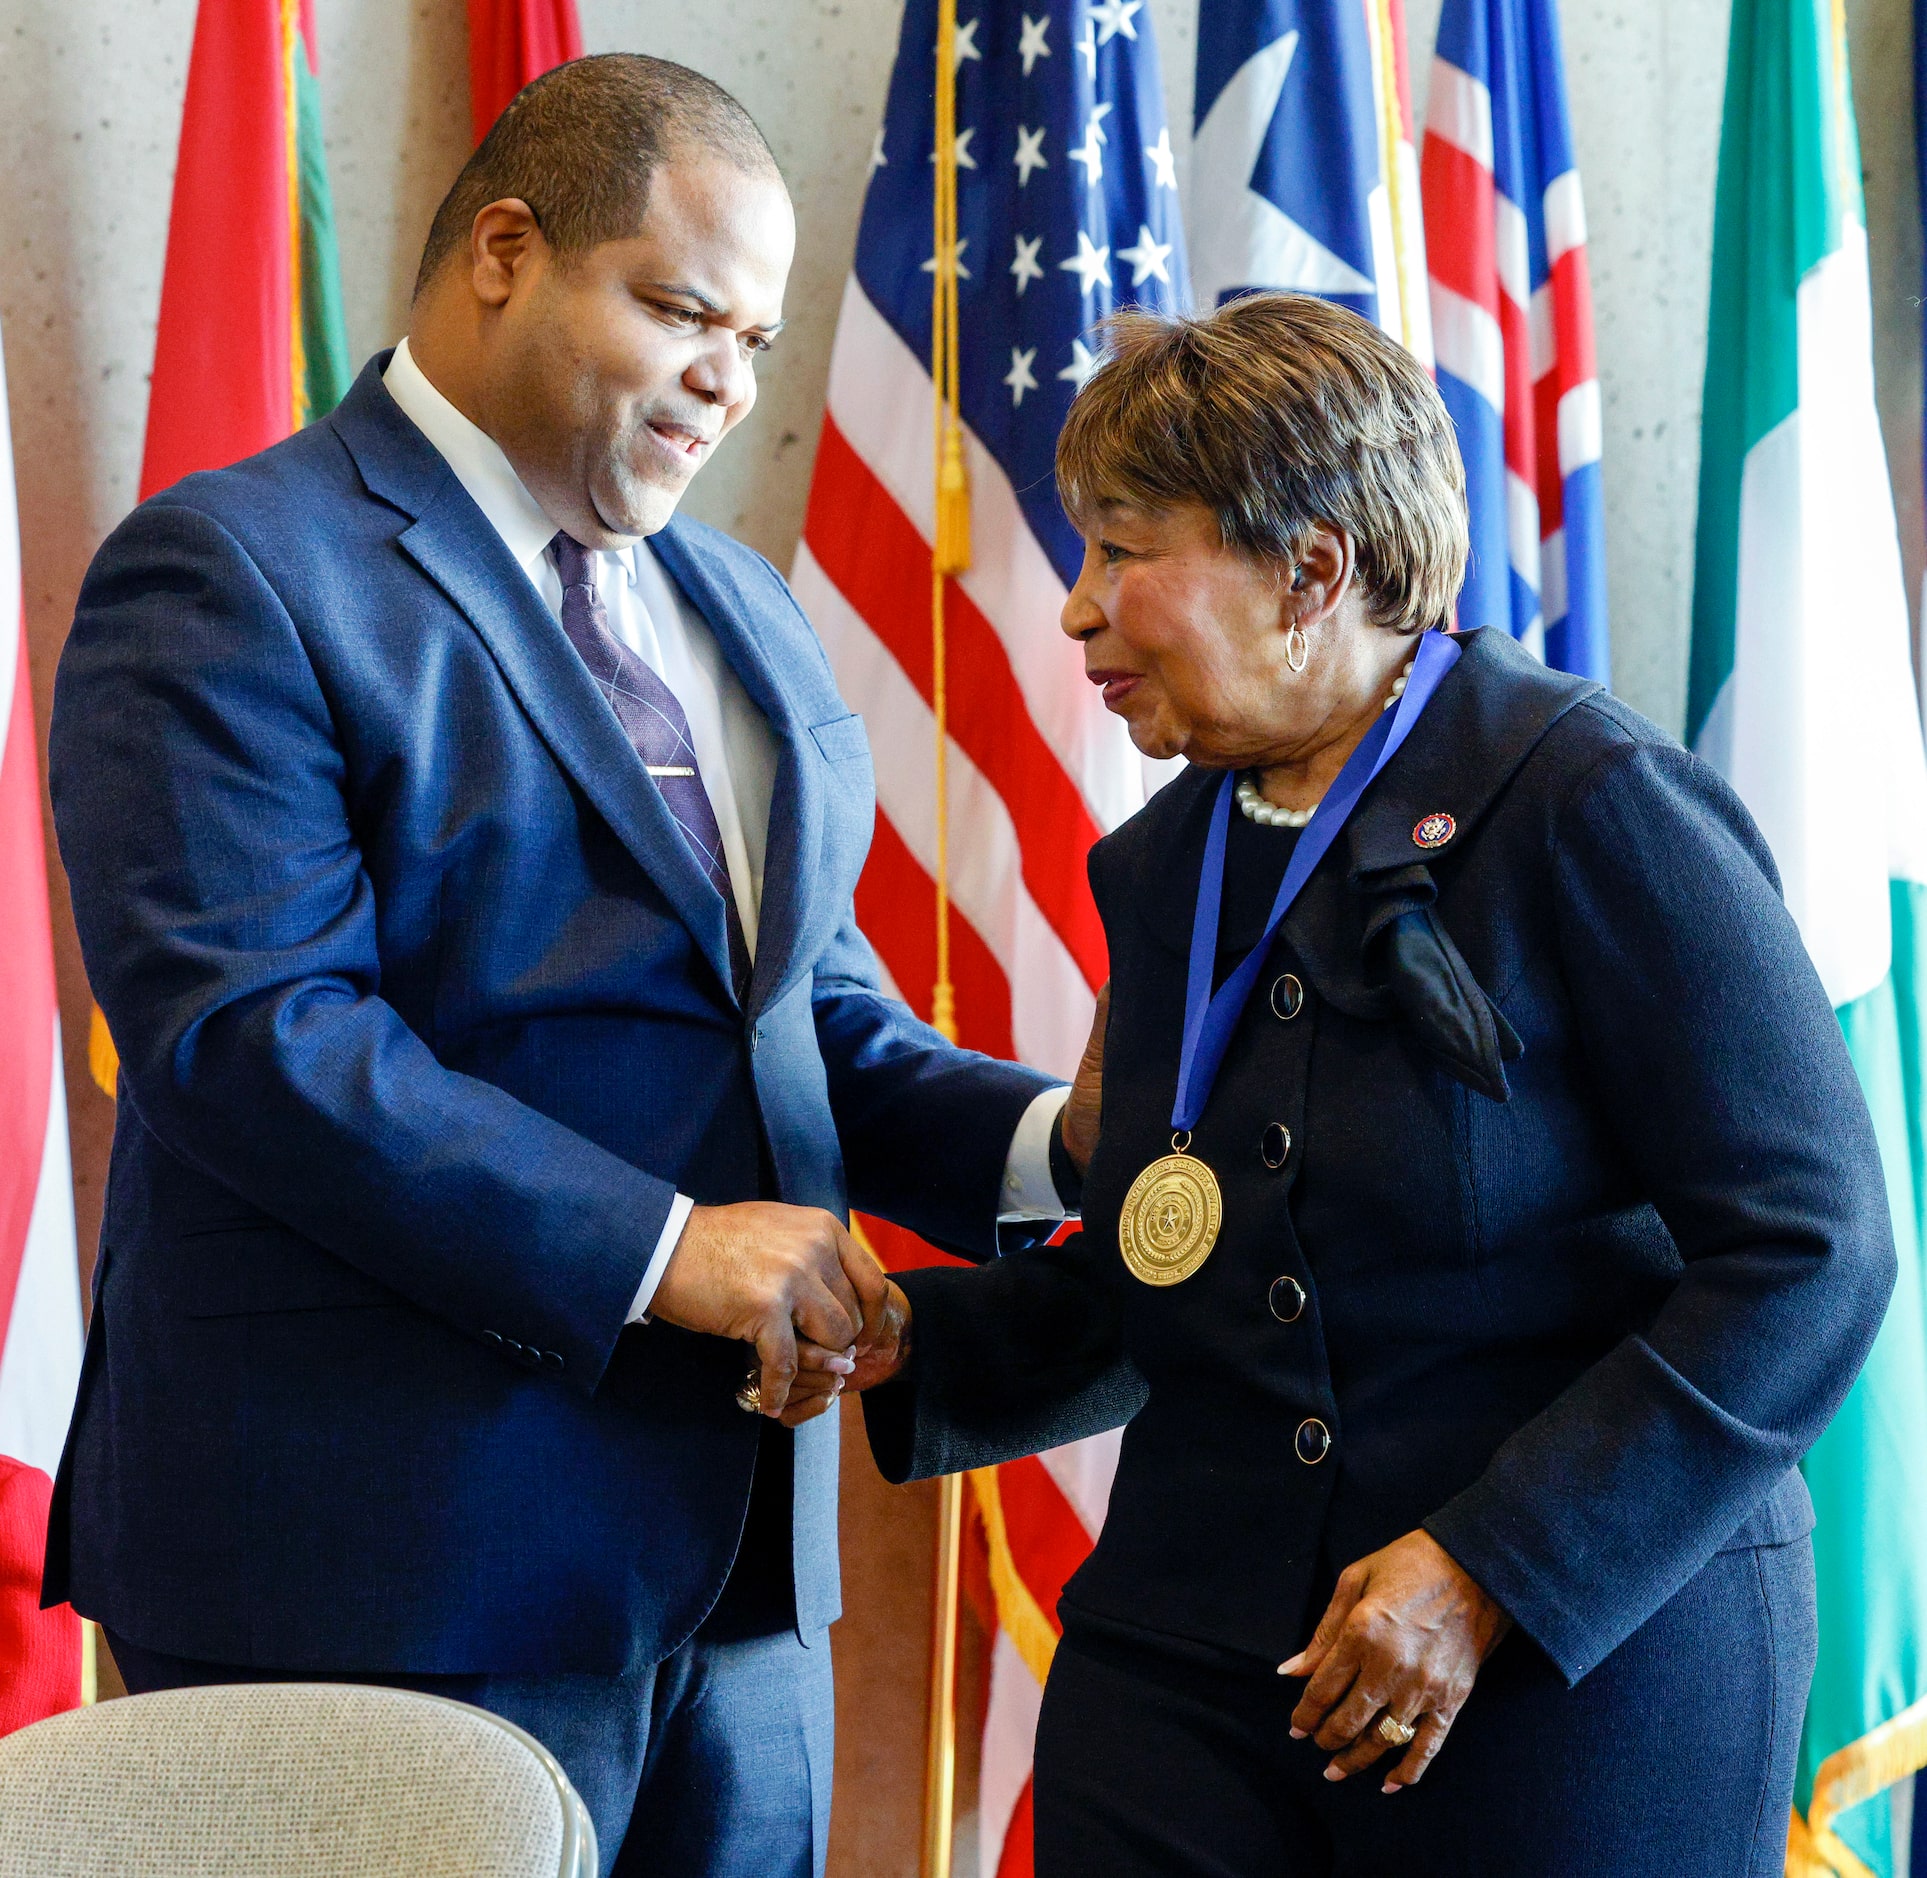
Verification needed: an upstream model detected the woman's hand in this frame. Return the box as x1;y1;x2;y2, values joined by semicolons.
849;1278;911;1391
773;1339;854;1427
1278;1530;1511;1792
1060;982;1109;1173
774;1275;911;1425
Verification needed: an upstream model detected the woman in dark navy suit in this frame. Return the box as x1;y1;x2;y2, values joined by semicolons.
852;293;1896;1876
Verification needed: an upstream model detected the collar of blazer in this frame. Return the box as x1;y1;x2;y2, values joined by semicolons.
1111;629;1599;1096
329;354;825;1016
1339;628;1601;884
1119;628;1600;971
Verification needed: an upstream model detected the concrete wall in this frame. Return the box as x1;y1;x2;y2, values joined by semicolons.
3;0;1922;1869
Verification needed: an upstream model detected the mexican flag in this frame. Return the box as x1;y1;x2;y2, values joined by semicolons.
91;0;352;1094
1688;1;1927;1872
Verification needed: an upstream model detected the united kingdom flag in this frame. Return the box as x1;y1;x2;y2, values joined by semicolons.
791;4;1185;1873
1422;0;1608;680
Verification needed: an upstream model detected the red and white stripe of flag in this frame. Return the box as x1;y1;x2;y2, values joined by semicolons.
795;278;1149;1073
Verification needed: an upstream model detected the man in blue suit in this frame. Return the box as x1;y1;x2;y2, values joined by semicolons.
47;55;1091;1875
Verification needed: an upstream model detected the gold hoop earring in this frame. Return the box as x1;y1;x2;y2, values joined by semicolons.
1286;625;1309;673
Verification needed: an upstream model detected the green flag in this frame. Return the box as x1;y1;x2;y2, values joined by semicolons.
1690;1;1927;1872
294;14;352;426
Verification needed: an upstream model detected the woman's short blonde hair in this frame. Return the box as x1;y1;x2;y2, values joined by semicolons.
1056;293;1469;635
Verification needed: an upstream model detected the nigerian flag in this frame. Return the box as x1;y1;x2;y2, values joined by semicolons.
1689;0;1927;1873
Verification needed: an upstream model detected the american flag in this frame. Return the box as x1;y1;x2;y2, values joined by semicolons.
1422;0;1608;679
790;4;1184;1871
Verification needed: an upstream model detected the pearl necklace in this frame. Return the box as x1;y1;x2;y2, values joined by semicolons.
1234;774;1316;827
1235;657;1417;829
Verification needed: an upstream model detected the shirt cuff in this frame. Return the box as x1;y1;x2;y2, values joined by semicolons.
999;1087;1072;1221
628;1191;696;1324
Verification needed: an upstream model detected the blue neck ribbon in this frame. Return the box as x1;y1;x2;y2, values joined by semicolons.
1171;629;1462;1134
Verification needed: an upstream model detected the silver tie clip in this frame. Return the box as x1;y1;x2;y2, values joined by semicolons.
646;765;697;778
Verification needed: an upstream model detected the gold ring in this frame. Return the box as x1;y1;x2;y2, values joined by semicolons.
735;1376;763;1415
1375;1714;1417;1749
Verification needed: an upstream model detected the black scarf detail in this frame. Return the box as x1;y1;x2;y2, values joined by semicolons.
1355;862;1522;1101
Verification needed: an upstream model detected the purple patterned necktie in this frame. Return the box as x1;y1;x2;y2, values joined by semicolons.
551;532;751;996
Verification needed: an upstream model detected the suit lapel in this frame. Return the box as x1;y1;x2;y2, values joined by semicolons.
652;520;823;1017
333;367;737;1000
1338;629;1600;885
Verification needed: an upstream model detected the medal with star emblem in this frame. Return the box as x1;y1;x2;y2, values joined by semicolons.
1119;1132;1223;1287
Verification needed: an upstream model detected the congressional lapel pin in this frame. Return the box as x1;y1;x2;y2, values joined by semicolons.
1413;812;1456;850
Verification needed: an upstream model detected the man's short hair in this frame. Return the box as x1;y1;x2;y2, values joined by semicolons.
414;53;779;297
1055;293;1469;636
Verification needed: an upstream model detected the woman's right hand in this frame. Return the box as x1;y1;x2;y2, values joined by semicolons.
780;1276;912;1424
844;1279;912;1394
1061;981;1109;1174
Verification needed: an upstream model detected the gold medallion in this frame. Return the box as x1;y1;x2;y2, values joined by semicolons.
1119;1136;1223;1287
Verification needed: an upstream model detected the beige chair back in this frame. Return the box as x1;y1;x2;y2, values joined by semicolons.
0;1682;597;1877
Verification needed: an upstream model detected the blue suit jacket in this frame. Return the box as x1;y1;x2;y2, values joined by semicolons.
46;357;1054;1674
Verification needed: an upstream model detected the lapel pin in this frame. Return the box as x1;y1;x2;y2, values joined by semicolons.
1413;812;1456;849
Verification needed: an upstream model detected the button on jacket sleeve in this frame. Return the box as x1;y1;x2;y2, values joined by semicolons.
1421;736;1896;1684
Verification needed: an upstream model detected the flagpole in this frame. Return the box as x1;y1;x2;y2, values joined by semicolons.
922;3;969;1874
1367;0;1419;352
921;1472;965;1878
929;0;970;1048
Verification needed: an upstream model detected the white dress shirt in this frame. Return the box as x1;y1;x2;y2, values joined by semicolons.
381;340;1068;1321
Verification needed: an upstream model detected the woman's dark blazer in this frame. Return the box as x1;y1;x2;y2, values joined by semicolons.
864;627;1896;1687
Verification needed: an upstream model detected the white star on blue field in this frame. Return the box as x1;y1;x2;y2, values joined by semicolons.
855;1;1188;585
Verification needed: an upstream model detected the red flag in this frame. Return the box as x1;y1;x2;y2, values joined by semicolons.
0;1462;78;1733
140;0;291;500
94;0;351;1094
467;0;583;144
138;0;352;504
146;1;299;497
